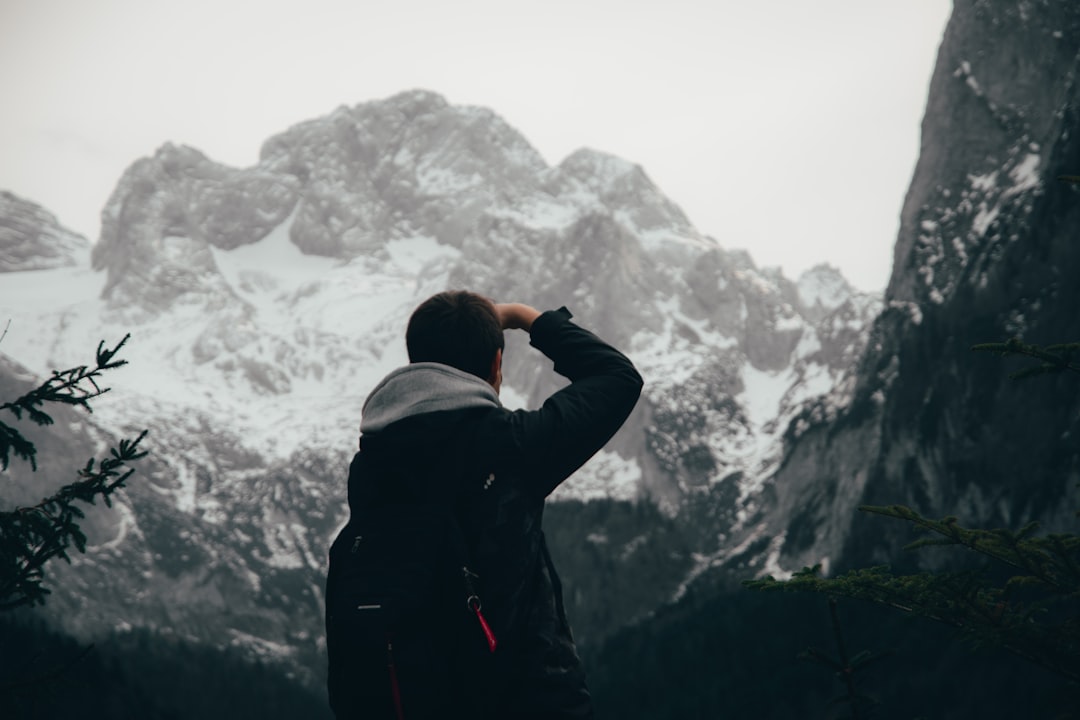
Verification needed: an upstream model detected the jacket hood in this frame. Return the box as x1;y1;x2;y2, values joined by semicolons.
360;362;501;434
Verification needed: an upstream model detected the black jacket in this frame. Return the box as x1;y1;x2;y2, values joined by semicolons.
326;308;643;718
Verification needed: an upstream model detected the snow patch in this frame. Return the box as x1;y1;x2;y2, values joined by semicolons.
968;170;998;192
210;212;335;283
549;450;642;503
740;365;791;428
417;165;482;195
1005;153;1041;196
90;500;137;552
491;195;580;231
733;269;779;298
228;630;296;662
629;296;738;388
756;532;791;580
972;204;1000;238
384;235;460;275
498;383;529;411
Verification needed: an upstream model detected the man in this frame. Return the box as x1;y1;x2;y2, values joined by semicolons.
325;291;642;718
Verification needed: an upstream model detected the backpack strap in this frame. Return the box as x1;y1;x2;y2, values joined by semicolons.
364;454;499;655
452;515;497;654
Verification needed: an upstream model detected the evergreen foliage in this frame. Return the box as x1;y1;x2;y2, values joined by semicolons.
588;585;1064;719
799;598;890;720
1;612;331;719
745;504;1080;684
544;499;694;649
745;338;1080;707
972;338;1080;380
0;336;147;610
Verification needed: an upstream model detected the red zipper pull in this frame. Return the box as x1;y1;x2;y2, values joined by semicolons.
386;635;405;720
463;567;497;653
469;597;498;653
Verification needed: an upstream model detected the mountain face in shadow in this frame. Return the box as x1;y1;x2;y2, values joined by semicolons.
588;3;1080;716
749;0;1080;577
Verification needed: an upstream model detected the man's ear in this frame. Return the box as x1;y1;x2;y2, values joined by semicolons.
487;348;503;392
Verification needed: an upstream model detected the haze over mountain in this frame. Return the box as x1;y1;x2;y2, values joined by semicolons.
0;91;879;685
6;5;1075;713
588;1;1080;716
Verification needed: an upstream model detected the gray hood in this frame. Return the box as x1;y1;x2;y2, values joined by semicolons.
360;362;501;434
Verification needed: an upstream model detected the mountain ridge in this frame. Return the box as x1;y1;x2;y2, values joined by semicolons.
0;91;879;684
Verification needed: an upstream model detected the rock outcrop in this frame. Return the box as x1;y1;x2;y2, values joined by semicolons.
0;191;88;273
760;0;1080;575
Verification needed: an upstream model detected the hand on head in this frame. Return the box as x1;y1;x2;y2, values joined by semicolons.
494;303;541;332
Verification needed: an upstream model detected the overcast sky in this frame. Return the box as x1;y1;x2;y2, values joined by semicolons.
0;0;952;292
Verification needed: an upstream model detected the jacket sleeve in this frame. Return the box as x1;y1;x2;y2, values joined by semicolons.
499;307;643;498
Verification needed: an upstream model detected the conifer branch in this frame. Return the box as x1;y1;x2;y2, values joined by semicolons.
827;598;863;720
746;564;1080;682
0;336;148;611
0;335;132;471
794;598;887;719
746;505;1080;683
0;430;147;610
747;330;1080;699
860;505;1078;593
971;338;1080;378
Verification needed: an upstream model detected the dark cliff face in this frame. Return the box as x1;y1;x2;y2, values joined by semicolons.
767;0;1080;573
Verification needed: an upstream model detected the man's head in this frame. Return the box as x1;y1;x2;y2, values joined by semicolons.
406;290;505;388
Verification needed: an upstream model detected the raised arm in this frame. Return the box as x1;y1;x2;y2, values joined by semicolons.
497;306;643;498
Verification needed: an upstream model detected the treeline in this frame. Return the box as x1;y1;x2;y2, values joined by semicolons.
1;613;331;720
544;498;694;650
4;514;1071;718
585;585;1070;719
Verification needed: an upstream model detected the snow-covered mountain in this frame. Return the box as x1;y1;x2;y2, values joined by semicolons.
0;91;878;681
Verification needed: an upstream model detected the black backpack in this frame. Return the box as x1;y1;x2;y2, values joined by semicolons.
325;455;498;719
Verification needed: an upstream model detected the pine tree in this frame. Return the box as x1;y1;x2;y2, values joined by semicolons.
745;339;1080;692
746;504;1080;683
747;174;1080;711
798;597;890;720
0;335;147;610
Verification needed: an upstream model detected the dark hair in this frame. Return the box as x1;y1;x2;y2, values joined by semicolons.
406;290;504;379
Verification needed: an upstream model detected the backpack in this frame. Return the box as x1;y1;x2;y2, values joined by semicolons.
325;458;498;719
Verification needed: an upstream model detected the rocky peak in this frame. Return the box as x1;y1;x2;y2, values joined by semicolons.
887;0;1080;309
0;190;88;273
546;148;700;244
45;89;883;517
91;143;294;317
553;148;646;187
91;92;713;320
257;90;548;255
796;263;857;322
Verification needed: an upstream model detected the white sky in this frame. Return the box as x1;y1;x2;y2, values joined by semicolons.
0;0;952;292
